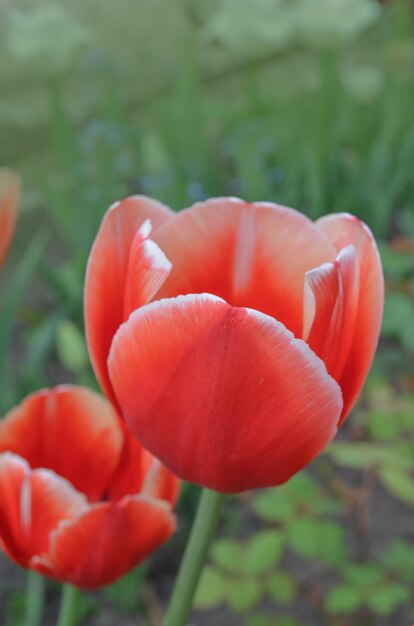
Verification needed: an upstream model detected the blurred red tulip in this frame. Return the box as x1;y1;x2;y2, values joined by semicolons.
0;169;19;268
0;386;178;589
84;197;384;493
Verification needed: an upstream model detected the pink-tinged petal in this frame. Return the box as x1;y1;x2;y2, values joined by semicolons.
33;496;175;589
303;245;359;383
108;294;342;493
107;426;146;502
0;454;87;568
317;213;384;422
0;454;29;565
141;457;180;506
153;198;336;337
84;197;173;404
108;426;179;505
0;169;19;268
0;386;123;502
25;469;88;557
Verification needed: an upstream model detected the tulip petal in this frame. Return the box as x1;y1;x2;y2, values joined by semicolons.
303;244;359;383
0;387;123;502
84;196;173;403
33;496;175;589
0;169;19;268
108;426;179;505
0;454;29;564
108;294;342;493
317;214;384;422
141;457;180;505
0;453;87;567
26;469;88;557
153;198;336;337
106;426;147;502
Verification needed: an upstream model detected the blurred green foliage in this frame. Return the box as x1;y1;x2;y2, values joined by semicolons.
0;0;414;624
1;0;413;411
195;382;414;624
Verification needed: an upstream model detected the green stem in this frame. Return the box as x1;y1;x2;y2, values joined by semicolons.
163;488;224;626
56;584;81;626
25;572;45;626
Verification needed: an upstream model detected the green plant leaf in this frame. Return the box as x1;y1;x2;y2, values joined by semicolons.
381;291;414;351
211;538;244;572
325;584;363;614
344;563;384;587
366;583;410;615
244;530;284;574
328;442;411;470
318;521;347;567
194;566;227;609
227;578;262;612
286;518;319;559
253;490;295;522
368;411;404;440
266;571;297;604
382;539;414;580
379;466;414;505
285;473;319;504
0;229;48;412
56;319;89;374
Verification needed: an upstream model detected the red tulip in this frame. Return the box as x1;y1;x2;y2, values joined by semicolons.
84;197;383;493
0;169;19;268
0;385;178;589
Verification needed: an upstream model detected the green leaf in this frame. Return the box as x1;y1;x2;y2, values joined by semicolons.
325;584;363;614
318;522;347;567
266;572;297;604
344;563;384;587
285;473;319;504
382;539;414;580
227;579;262;612
56;319;89;374
253;490;296;522
244;530;284;573
381;292;414;350
379;466;414;505
286;518;346;565
286;518;319;559
211;538;244;572
366;583;410;615
0;229;48;411
194;566;227;609
328;442;412;470
368;412;404;440
378;242;414;280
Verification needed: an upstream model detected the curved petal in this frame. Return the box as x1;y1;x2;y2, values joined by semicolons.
108;426;179;505
153;198;336;337
316;213;384;422
108;294;342;493
0;387;123;502
84;196;173;403
33;495;175;589
0;169;19;268
0;454;29;565
141;457;180;506
106;425;146;502
303;244;359;383
0;453;87;567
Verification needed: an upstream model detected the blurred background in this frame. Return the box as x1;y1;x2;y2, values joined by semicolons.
1;0;414;625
